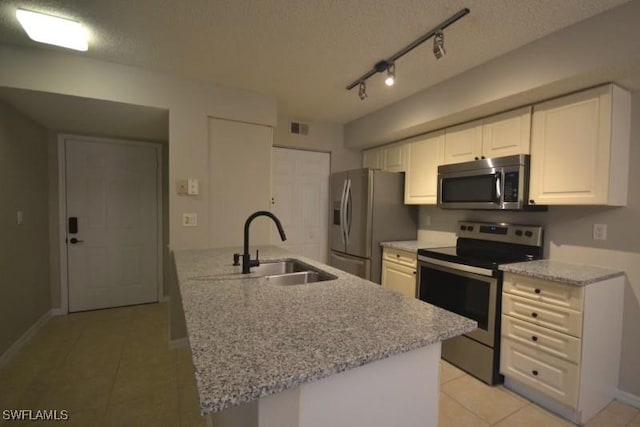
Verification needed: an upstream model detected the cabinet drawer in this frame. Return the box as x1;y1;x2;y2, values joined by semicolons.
500;338;579;408
502;294;583;338
502;315;581;364
381;261;417;298
382;248;416;268
504;273;584;311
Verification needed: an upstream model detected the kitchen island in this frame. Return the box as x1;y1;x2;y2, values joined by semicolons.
173;246;476;427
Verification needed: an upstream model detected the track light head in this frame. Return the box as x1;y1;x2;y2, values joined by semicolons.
433;31;446;59
384;63;395;86
358;81;367;100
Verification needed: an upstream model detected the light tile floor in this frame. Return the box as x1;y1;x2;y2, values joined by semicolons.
439;360;640;427
0;303;638;426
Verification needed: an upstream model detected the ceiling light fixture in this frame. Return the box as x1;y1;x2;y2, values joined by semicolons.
346;8;469;99
358;81;367;100
16;8;88;51
384;62;396;86
433;31;446;59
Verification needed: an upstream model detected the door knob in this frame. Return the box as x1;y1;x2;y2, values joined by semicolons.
69;238;84;244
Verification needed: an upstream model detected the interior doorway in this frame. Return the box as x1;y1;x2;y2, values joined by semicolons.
271;147;330;262
62;135;162;312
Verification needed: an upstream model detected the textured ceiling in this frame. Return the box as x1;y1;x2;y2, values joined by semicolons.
0;0;631;124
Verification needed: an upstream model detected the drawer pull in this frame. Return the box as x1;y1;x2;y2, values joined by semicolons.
396;254;400;258
532;370;539;376
531;312;538;318
534;288;541;294
412;271;416;275
531;336;538;342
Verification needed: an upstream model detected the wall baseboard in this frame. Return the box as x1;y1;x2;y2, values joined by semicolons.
617;389;640;409
51;307;66;316
169;337;189;349
0;310;52;368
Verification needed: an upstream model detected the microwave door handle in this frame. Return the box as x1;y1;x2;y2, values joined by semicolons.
494;173;502;205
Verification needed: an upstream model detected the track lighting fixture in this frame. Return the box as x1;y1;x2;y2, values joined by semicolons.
346;8;469;99
358;81;367;100
385;63;396;86
433;31;445;59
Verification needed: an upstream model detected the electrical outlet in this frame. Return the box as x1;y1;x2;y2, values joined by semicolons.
593;223;607;241
182;213;198;227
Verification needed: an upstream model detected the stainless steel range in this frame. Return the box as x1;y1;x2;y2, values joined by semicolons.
417;221;544;385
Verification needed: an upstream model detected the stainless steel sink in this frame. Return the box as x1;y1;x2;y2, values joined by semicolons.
252;259;337;285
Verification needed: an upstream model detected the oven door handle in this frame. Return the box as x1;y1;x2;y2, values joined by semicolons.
417;255;495;277
494;172;502;205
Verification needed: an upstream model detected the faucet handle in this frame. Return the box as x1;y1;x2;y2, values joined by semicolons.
232;253;241;266
254;249;260;266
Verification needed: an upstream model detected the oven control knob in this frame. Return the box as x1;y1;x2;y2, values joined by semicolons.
515;230;523;236
467;226;474;232
460;225;467;231
525;231;533;237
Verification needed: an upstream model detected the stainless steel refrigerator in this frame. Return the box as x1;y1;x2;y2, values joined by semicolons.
330;168;417;283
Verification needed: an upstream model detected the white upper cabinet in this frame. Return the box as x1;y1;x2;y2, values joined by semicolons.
529;84;630;206
443;119;483;164
362;143;407;172
404;131;445;205
482;106;532;158
383;142;407;172
362;146;384;169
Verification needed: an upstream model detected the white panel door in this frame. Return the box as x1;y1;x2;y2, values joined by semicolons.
209;118;273;247
66;137;159;312
272;148;330;262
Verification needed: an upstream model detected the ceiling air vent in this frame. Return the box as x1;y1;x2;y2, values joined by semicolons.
290;121;309;135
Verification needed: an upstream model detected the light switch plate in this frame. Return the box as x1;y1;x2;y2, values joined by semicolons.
177;180;188;195
183;213;198;227
16;210;23;225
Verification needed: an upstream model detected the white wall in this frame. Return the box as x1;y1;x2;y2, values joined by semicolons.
274;116;360;173
0;44;277;251
345;0;640;148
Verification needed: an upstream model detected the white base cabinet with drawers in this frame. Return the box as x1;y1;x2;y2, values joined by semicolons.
381;248;417;298
500;273;624;425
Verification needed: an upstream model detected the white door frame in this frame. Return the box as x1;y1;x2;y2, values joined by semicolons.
56;134;163;315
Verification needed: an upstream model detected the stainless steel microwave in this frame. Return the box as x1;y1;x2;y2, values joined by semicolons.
438;154;538;210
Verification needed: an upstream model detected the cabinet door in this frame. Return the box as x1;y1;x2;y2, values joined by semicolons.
443;119;483;164
404;131;444;205
381;260;417;298
362;147;384;169
529;85;629;205
384;143;407;172
482;106;531;158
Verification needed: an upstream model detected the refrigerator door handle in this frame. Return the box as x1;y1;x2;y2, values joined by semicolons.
340;179;348;246
346;179;352;246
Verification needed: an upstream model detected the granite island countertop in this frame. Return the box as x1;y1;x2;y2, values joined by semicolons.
499;259;625;286
174;246;477;414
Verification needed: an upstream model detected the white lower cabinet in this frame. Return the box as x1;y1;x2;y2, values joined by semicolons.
381;248;417;298
500;272;624;425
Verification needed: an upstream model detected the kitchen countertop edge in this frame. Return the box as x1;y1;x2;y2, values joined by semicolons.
499;259;625;286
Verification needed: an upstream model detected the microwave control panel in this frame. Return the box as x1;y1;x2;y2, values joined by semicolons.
503;171;519;202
